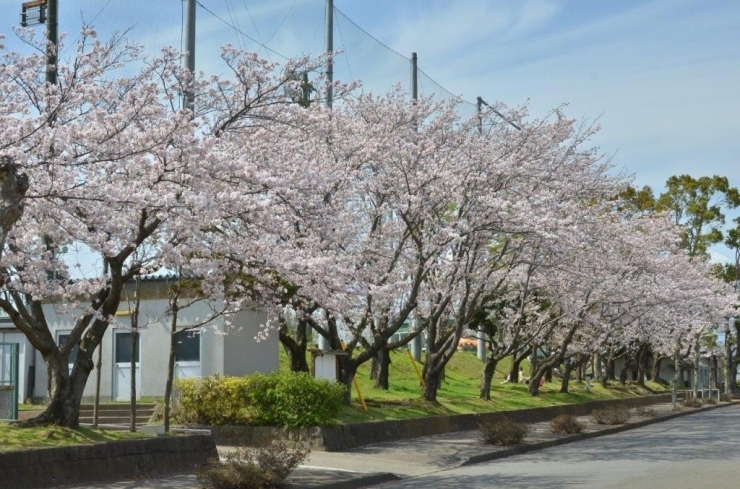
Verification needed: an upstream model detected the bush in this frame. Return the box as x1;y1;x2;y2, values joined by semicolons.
549;414;585;434
175;372;346;428
479;417;531;446
591;406;630;425
635;406;658;417
196;443;308;489
720;393;733;402
682;397;702;408
248;372;346;428
703;396;717;405
175;375;252;426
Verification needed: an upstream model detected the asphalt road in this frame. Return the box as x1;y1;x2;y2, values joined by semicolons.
376;405;740;489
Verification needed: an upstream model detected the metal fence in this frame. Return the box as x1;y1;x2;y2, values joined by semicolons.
0;343;19;420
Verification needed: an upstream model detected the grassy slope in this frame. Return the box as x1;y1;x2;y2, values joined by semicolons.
280;347;669;423
0;424;148;451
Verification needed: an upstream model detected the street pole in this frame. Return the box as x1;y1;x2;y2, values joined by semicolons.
476;96;483;135
46;0;57;85
411;52;418;102
325;0;334;109
183;0;196;112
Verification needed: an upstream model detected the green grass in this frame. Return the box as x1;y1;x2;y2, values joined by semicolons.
0;424;149;451
279;346;669;423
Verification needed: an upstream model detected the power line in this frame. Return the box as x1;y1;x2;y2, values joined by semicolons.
196;1;288;60
335;10;355;84
265;0;297;46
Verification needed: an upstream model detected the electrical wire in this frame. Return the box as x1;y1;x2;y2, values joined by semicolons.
196;1;288;59
265;0;297;46
335;11;354;84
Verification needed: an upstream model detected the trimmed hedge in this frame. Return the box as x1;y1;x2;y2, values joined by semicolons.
175;372;345;428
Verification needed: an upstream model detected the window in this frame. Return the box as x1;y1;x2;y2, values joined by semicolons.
175;330;200;362
57;333;79;365
115;332;140;364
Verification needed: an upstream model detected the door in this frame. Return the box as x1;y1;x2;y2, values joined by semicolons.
113;331;141;401
175;330;201;379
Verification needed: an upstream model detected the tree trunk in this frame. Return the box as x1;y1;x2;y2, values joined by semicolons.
672;349;680;408
692;339;700;398
337;356;359;405
576;363;584;383
0;156;28;246
509;354;526;384
279;322;309;373
163;295;180;434
92;336;103;427
423;368;442;402
22;352;87;427
560;362;573;393
479;357;498;400
651;356;664;384
725;327;736;396
372;347;391;390
618;357;629;385
636;345;647;387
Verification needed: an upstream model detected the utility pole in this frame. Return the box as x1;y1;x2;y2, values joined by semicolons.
411;52;418;102
47;0;57;85
20;1;57;84
183;0;196;112
325;0;334;109
476;96;483;136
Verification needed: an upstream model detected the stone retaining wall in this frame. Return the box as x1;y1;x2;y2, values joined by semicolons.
0;434;217;488
210;393;676;451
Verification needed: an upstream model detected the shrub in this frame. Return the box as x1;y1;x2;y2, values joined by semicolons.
196;443;308;489
175;372;346;427
682;397;702;408
248;372;346;428
175;375;252;426
591;406;630;425
703;396;717;405
479;417;531;446
720;393;733;402
635;406;658;417
549;414;585;434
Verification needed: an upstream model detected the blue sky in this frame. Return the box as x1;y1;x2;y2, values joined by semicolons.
1;0;739;261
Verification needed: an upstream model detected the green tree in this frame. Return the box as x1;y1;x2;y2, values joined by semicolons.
657;175;740;259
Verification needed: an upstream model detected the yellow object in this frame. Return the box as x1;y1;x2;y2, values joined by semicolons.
353;377;367;411
407;349;425;387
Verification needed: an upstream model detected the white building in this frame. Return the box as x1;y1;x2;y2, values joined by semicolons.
2;276;279;403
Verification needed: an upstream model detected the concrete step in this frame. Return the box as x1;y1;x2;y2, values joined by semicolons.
78;416;152;424
78;403;157;425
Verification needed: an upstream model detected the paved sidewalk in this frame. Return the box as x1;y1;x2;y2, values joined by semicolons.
69;401;737;489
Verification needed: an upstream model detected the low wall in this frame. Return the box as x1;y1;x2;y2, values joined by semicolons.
210;393;677;451
0;434;217;488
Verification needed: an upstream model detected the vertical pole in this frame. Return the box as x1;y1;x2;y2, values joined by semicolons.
325;0;334;109
477;327;487;362
411;52;418;102
184;0;196;112
476;96;483;135
410;316;422;362
46;0;58;86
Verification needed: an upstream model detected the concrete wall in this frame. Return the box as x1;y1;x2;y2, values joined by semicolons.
0;435;217;488
210;394;678;451
224;308;278;375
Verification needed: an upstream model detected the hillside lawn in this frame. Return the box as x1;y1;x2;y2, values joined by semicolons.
278;348;670;423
